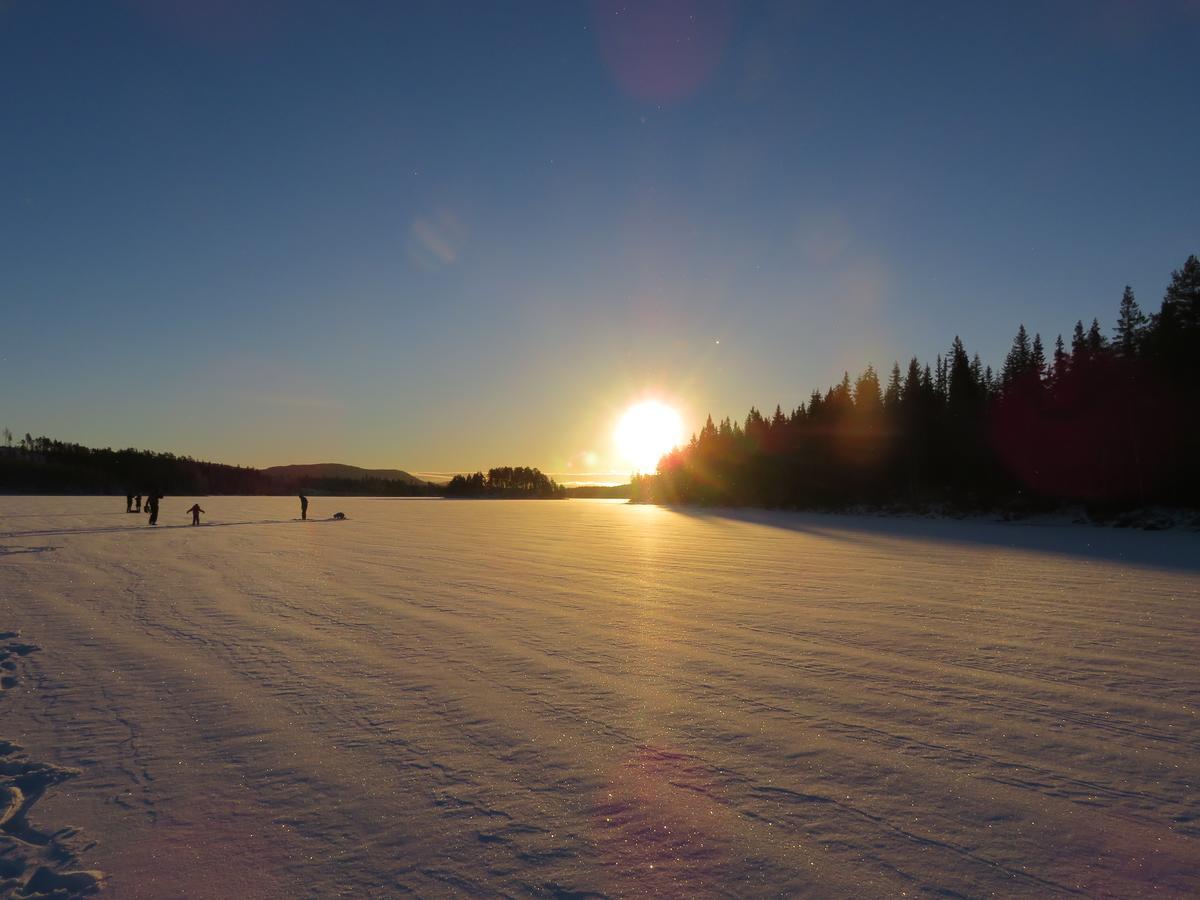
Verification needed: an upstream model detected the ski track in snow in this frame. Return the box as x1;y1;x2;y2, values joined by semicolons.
0;496;1197;898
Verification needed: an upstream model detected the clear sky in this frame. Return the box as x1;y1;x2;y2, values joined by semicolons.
2;1;1197;481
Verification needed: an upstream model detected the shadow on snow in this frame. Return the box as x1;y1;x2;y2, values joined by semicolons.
665;506;1200;575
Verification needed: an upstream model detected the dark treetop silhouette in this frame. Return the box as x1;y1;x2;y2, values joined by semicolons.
0;440;565;502
444;467;566;499
633;254;1200;514
0;445;438;498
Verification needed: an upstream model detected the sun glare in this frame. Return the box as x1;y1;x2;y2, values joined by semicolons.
615;400;685;473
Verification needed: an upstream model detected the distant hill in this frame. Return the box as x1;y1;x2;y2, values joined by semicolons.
264;463;429;486
0;438;426;496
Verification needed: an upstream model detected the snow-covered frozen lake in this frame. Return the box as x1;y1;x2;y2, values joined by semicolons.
1;496;1198;897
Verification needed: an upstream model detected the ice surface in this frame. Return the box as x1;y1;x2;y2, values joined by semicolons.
1;496;1197;897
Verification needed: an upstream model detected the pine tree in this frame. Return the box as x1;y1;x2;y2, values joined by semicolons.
1113;285;1146;357
854;365;882;412
1002;324;1032;385
744;407;766;445
1147;253;1200;380
1159;254;1200;331
771;405;786;430
1071;320;1087;356
832;372;853;414
947;336;978;412
884;362;903;411
1052;334;1068;380
902;357;923;407
1030;333;1046;381
807;390;823;418
1086;318;1107;353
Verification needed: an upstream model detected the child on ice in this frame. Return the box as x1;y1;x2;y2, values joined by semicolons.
186;504;205;526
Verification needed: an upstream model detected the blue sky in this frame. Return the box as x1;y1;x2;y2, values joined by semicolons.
2;1;1197;479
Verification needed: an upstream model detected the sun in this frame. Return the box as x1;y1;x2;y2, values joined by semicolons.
615;400;685;473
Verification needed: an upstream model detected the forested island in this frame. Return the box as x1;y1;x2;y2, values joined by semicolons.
444;467;566;499
632;254;1200;516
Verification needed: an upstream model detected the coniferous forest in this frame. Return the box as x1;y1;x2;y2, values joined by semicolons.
0;441;566;500
632;255;1200;514
0;439;439;497
444;467;566;499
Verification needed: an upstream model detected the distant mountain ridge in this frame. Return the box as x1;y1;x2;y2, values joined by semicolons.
263;463;429;486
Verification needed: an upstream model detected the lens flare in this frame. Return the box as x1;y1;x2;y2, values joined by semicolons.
615;400;684;473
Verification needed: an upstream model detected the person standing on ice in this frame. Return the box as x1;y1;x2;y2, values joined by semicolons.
299;493;308;521
126;492;134;513
146;492;161;526
186;503;205;526
134;494;142;512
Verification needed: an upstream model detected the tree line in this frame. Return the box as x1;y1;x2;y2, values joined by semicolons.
444;466;566;498
0;436;442;496
0;436;280;495
632;254;1200;513
0;437;558;499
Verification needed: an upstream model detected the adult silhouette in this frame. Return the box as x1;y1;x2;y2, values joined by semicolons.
146;492;161;526
299;494;308;521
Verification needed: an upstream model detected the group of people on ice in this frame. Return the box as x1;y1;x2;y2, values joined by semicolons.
125;493;311;526
126;491;166;524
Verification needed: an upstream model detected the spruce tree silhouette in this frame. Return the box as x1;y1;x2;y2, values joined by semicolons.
1114;286;1147;357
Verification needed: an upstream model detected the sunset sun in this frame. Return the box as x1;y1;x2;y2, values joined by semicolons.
615;400;685;473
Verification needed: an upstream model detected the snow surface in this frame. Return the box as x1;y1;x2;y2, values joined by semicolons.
1;496;1197;898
